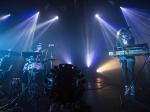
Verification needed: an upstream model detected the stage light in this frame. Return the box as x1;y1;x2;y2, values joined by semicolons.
0;12;40;51
97;58;120;73
0;14;11;20
120;7;150;44
96;69;100;72
87;61;90;67
65;60;72;64
4;14;11;17
96;15;117;51
55;16;59;19
95;14;99;18
44;64;85;104
117;31;120;35
86;54;91;67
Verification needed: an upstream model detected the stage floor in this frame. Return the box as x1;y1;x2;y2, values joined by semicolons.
0;67;150;112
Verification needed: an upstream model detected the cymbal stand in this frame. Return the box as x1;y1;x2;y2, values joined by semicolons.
49;44;56;69
44;49;48;75
0;54;13;97
0;54;9;68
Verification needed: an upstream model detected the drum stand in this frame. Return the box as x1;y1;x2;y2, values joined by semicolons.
25;63;44;110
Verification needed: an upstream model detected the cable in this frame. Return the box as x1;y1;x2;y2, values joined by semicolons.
86;84;109;90
11;107;23;112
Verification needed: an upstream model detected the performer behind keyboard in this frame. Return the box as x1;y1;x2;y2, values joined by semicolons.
115;28;135;95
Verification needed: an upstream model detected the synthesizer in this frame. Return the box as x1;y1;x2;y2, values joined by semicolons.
109;50;150;57
114;43;149;51
109;43;149;57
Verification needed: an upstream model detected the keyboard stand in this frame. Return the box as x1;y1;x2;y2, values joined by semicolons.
120;55;149;108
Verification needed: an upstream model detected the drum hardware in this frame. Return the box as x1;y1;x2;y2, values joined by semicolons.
0;65;13;87
43;58;57;76
21;52;44;108
0;50;17;110
1;73;40;111
0;65;13;110
0;52;44;111
0;54;12;93
48;44;57;69
0;49;17;97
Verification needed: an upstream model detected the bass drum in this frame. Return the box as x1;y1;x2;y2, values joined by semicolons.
23;63;43;72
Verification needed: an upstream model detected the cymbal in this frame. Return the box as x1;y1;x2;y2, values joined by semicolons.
0;50;21;56
0;69;3;71
43;58;57;61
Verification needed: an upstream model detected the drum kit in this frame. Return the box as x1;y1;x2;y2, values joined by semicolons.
0;49;57;110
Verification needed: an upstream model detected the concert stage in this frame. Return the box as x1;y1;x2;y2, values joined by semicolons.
0;59;150;112
0;0;150;112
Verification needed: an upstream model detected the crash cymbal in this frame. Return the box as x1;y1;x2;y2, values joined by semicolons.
0;50;21;56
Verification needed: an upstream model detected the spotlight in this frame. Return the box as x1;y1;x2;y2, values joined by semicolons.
55;16;59;19
44;64;85;104
96;69;100;72
1;14;11;20
95;14;99;18
2;14;10;19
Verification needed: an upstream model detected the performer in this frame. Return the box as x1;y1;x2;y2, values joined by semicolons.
115;28;135;95
34;43;43;52
21;43;44;93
